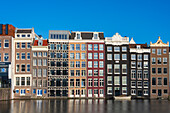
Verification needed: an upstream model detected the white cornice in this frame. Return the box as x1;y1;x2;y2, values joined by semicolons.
130;48;150;53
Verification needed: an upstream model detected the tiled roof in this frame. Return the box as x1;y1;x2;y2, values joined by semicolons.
33;40;48;46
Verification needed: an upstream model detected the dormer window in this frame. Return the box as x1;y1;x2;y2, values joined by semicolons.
77;33;80;39
38;40;43;46
27;34;30;37
137;45;141;49
93;33;99;40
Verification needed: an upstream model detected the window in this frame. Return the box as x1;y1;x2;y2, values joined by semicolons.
122;46;127;52
99;53;104;59
131;81;136;88
144;55;148;60
81;53;85;59
152;49;155;54
94;44;98;50
27;43;30;49
122;54;127;60
114;47;120;52
114;54;120;60
94;61;98;68
137;62;142;68
88;53;92;59
107;64;112;74
81;70;86;76
88;70;92;76
94;79;98;87
114;76;120;85
38;69;42;77
27;64;30;72
70;79;74;87
137;54;142;60
131;70;136;79
88;79;92;87
33;59;37;66
81;44;85;50
4;53;9;61
38;59;42;66
122;64;127;74
43;69;47;77
88;61;92;68
16;53;20;60
144;82;148;88
131;54;136;60
81;61;86;68
152;58;156;64
56;44;61;50
163;58;167;64
76;79;80;87
144;62;148;68
21;53;25;60
27;53;30;60
152;89;156;94
163;49;167;54
122;87;127;94
16;77;20;86
99;44;104;50
107;54;112;60
76;70;80;76
164;90;168;94
38;52;42;57
107;87;112;94
33;69;37;77
76;33;81;39
43;52;47;57
144;70;148;79
157;58;161;64
94;70;98;76
144;90;148;95
131;61;136;68
137;45;141;49
70;61;74;68
99;79;104;87
16;64;19;72
21;77;25;86
99;61;104;68
76;53;80;59
131;89;136;95
158;68;162;74
16;43;20;48
107;76;112;85
164;78;167;85
76;44;80;50
157;49;161;55
21;64;25;72
33;52;37;57
63;44;67;50
43;59;47;66
88;44;92;50
137;81;142;88
152;78;156;85
21;43;25;49
158;78;162;85
50;44;54;50
94;53;98;59
122;76;127;85
70;53;74;59
27;77;30;86
152;68;156;74
163;68;167;74
76;61;80;68
4;40;9;48
114;64;120;74
99;70;103;76
70;70;74;76
63;53;67;58
107;46;112;52
137;70;142;79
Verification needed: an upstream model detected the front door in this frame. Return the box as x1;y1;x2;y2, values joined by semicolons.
115;87;120;96
158;89;162;96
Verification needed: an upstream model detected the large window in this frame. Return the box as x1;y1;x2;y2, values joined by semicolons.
81;61;86;68
88;53;92;59
114;76;120;85
164;78;167;85
114;47;120;52
81;44;85;50
122;64;127;74
94;79;98;87
4;40;9;48
99;61;104;68
94;44;98;50
137;70;142;79
137;54;142;60
21;77;25;86
99;44;104;50
76;53;80;59
107;64;112;74
122;54;127;60
163;58;167;64
144;55;148;60
70;44;74;50
21;53;25;60
88;44;92;50
27;64;30;72
99;53;104;59
21;43;25;49
122;46;127;52
114;64;120;74
27;53;30;60
94;53;98;59
88;79;92;87
131;61;136;68
81;53;85;59
164;68;167;74
88;70;92;76
21;64;25;72
152;58;156;64
158;78;162;85
107;76;112;85
131;54;136;60
107;54;112;60
152;77;156;85
4;53;9;61
114;54;120;60
144;62;148;68
76;61;80;68
157;58;161;64
94;61;98;68
76;44;80;50
137;62;142;68
16;77;20;86
88;61;92;68
152;49;155;54
158;68;162;74
152;68;156;74
107;46;112;52
157;49;161;55
122;76;127;85
70;53;74;59
131;70;136;79
99;79;104;87
16;53;20;60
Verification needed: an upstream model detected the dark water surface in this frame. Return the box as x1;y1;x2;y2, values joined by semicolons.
0;99;170;113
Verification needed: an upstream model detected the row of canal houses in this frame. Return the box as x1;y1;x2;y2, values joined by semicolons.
0;24;169;99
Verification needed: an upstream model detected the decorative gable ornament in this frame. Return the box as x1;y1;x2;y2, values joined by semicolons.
150;36;169;47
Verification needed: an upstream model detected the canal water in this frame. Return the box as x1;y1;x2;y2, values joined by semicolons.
0;99;169;113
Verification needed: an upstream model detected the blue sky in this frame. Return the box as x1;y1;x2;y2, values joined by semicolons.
0;0;170;44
